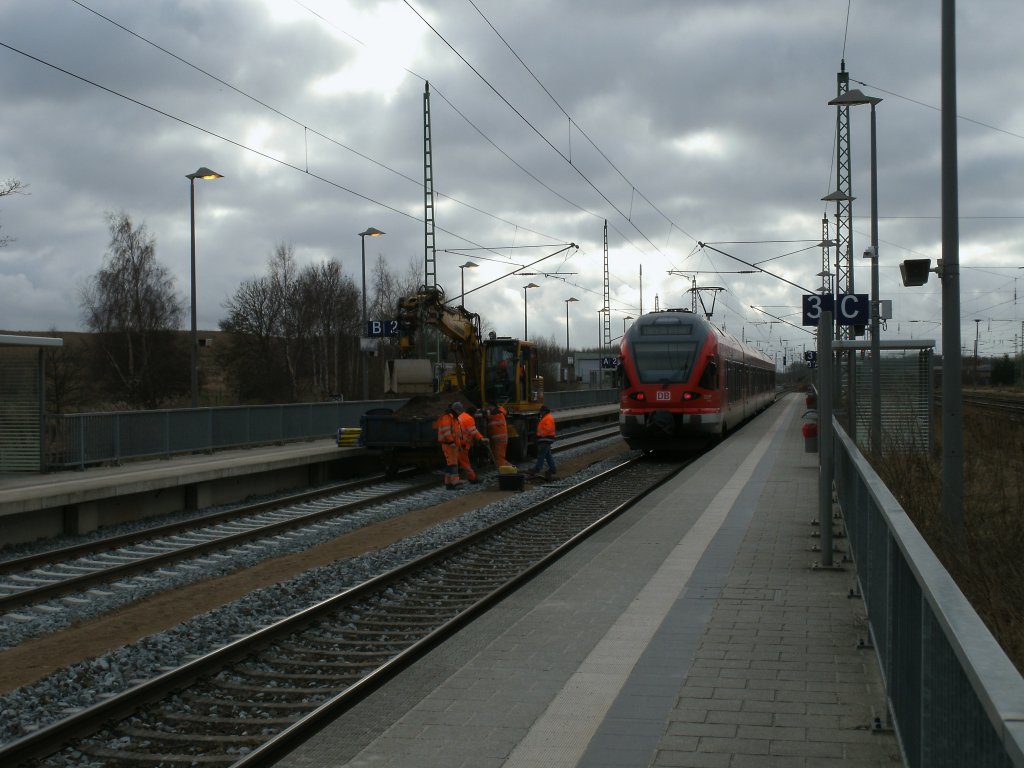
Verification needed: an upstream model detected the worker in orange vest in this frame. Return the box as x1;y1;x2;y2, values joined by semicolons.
486;404;509;467
435;403;464;490
454;403;487;484
527;404;556;480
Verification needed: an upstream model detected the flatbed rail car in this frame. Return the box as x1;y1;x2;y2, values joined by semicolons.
358;406;541;476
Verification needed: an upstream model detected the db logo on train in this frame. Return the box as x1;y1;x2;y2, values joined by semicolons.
656;391;672;400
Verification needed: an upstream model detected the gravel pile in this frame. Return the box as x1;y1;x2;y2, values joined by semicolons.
0;440;634;747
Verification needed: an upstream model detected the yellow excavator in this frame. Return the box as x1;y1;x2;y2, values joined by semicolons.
361;285;545;471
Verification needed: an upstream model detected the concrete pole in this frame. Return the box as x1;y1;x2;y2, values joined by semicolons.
941;0;964;530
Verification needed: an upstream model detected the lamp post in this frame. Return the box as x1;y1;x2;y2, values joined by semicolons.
564;297;579;351
829;88;882;457
359;227;385;400
186;166;222;409
458;261;478;306
522;283;539;339
564;297;578;385
623;314;634;336
816;270;832;294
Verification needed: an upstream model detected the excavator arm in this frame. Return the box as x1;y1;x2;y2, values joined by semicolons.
395;285;484;400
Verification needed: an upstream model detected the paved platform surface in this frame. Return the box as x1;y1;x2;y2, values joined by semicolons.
277;394;902;767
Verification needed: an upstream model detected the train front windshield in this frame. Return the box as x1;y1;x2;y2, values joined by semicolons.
631;341;700;383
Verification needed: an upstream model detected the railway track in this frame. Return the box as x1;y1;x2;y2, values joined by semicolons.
0;473;435;615
1;454;682;767
0;425;619;629
959;391;1024;420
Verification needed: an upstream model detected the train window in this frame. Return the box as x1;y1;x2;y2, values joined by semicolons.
698;358;718;389
640;323;693;336
632;341;698;383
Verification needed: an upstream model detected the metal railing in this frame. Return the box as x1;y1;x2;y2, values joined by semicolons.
42;390;619;470
833;422;1024;768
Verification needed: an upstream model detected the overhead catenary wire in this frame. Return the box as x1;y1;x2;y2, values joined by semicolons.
65;0;678;273
12;3;1021;351
401;0;693;267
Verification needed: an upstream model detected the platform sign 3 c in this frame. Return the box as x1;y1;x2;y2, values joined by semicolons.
802;294;869;327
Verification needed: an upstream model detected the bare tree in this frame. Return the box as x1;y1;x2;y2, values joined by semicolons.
370;255;424;364
44;328;88;413
267;244;306;401
0;177;28;248
220;273;291;402
220;249;416;402
80;211;187;408
298;259;360;398
219;244;327;402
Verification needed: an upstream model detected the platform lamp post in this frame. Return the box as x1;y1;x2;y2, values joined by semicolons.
822;191;857;433
458;261;478;306
829;88;882;458
522;283;539;339
186;166;222;409
564;297;579;351
564;297;578;385
623;315;634;336
359;227;385;401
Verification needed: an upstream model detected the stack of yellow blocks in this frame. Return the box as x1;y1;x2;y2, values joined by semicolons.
336;427;361;447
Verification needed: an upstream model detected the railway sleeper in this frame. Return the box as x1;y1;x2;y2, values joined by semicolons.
233;666;364;683
104;725;268;743
342;619;445;631
305;626;428;640
278;641;404;657
80;745;238;764
262;655;384;669
181;693;320;711
206;681;340;696
161;711;299;727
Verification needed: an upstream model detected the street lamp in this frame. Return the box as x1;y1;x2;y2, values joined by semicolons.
186;166;222;408
623;315;634;335
564;297;579;351
522;283;539;339
816;270;833;294
830;88;882;457
564;297;579;385
458;261;478;306
359;227;385;400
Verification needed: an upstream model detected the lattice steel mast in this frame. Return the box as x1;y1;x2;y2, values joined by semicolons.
423;82;436;290
601;220;611;351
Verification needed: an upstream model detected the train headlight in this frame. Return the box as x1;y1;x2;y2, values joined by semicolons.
628;392;646;402
681;391;701;401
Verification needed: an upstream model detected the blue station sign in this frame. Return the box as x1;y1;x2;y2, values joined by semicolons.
802;294;869;327
365;319;401;338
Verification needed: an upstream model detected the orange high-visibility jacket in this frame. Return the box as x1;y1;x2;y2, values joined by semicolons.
487;407;508;441
435;411;461;444
457;410;482;447
537;412;556;441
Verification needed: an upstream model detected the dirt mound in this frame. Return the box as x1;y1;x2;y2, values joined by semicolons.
392;390;476;419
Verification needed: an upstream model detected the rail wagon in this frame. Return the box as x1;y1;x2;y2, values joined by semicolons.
618;309;776;451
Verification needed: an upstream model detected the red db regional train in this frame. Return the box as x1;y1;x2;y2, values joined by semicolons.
618;309;776;451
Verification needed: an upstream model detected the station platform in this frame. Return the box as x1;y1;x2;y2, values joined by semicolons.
0;403;618;547
278;394;902;768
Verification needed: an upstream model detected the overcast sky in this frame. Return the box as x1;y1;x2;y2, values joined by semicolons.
2;0;1022;361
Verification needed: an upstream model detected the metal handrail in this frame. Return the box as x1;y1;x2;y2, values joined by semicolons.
833;420;1024;768
41;390;619;470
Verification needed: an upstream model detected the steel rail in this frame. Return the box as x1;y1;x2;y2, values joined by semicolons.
0;471;415;577
0;453;677;767
0;474;436;613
